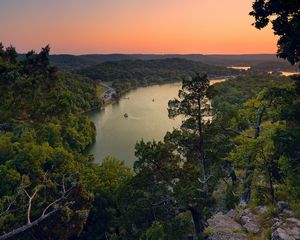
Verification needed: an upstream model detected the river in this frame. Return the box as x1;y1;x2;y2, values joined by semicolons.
87;79;224;165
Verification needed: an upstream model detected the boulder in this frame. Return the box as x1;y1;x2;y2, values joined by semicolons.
256;206;267;214
206;212;247;240
206;207;300;240
272;217;300;240
207;231;248;240
240;209;261;234
282;210;295;217
226;209;239;219
286;218;300;228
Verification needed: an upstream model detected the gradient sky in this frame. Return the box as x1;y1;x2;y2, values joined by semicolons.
0;0;277;54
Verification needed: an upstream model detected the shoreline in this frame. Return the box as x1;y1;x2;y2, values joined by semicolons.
84;76;232;114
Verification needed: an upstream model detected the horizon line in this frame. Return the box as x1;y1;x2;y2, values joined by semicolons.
48;52;277;56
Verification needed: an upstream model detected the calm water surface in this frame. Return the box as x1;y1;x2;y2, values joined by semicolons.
87;80;224;165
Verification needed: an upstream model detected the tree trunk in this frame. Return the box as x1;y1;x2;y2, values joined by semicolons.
268;168;275;204
254;106;265;139
197;98;207;195
189;207;205;238
239;165;254;206
224;161;237;184
239;106;266;206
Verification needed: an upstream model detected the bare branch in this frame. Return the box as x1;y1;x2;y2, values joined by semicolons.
23;189;31;199
0;176;76;240
27;188;38;224
42;186;74;217
198;174;214;184
0;208;59;240
0;200;16;217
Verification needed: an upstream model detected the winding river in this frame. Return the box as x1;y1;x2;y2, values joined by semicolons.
87;80;225;165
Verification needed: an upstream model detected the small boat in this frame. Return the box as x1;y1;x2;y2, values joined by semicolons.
152;98;155;102
124;113;128;118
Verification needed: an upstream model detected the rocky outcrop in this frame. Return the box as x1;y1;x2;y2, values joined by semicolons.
205;202;300;240
206;211;247;240
272;218;300;240
240;209;261;234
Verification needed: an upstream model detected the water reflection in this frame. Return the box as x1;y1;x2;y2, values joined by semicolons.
88;80;224;165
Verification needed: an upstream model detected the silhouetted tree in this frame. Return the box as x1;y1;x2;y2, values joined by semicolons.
250;0;300;66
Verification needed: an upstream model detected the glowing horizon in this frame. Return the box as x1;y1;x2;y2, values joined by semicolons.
0;0;277;55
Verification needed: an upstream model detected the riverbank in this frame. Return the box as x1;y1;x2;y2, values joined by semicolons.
97;76;233;112
86;77;233;164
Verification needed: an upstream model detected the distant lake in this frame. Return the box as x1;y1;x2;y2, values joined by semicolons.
87;80;225;165
227;66;251;70
281;71;300;76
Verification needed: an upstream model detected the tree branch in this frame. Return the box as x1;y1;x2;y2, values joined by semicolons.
0;177;75;240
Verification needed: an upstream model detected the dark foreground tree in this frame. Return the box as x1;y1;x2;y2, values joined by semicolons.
168;74;213;196
250;0;300;66
250;0;300;203
167;74;218;237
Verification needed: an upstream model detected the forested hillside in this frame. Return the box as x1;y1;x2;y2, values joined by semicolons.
76;58;239;81
0;44;103;239
49;53;288;70
76;58;240;95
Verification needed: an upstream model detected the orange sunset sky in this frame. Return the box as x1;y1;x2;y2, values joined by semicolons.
0;0;277;54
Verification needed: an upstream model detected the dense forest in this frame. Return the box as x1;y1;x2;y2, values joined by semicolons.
0;0;300;239
49;53;292;71
76;58;239;83
76;58;240;95
249;61;299;73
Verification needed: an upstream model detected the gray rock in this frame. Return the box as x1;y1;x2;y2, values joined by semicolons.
290;226;300;239
208;212;243;232
206;212;247;240
272;219;283;231
256;206;267;214
226;209;239;219
272;217;300;240
272;228;294;240
282;210;295;217
207;231;248;240
286;218;300;228
240;209;261;234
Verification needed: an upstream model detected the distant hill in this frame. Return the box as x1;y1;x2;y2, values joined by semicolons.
80;54;285;66
74;58;241;96
48;53;293;71
49;54;99;70
249;61;299;72
75;58;240;82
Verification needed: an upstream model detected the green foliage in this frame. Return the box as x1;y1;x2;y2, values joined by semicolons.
143;221;166;240
262;228;272;240
258;206;278;227
79;157;132;240
0;44;101;239
0;45;100;124
76;58;239;96
212;74;291;111
211;72;300;206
